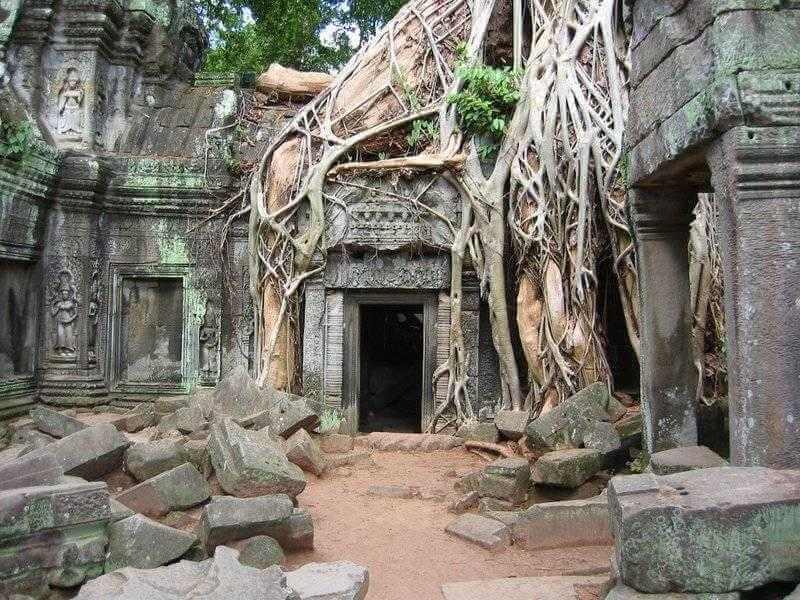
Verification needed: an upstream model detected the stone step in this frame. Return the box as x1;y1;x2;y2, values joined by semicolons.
356;432;464;452
444;513;511;551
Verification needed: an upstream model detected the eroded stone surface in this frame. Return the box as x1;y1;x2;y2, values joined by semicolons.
208;418;306;499
609;467;800;594
650;445;728;476
478;457;530;505
445;513;511;551
106;513;197;572
511;495;611;550
441;575;610;600
238;535;285;568
199;494;295;550
285;561;369;600
25;424;129;480
79;546;299;599
286;428;326;476
532;449;605;489
125;439;186;482
30;406;87;438
114;463;211;517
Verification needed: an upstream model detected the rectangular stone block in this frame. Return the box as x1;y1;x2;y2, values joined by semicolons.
511;495;612;550
609;467;800;594
445;513;511;551
30;406;87;438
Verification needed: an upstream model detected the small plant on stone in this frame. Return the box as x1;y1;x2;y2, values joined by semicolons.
319;408;344;434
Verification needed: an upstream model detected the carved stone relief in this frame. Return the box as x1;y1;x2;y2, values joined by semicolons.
55;67;84;137
49;269;79;359
199;299;219;379
324;253;450;290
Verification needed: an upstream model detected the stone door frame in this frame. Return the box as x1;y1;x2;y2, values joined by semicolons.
107;263;195;395
342;291;437;434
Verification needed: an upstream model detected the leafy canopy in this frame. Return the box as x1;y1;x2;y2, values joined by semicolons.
199;0;407;74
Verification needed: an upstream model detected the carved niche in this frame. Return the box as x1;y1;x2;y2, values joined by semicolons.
49;269;79;360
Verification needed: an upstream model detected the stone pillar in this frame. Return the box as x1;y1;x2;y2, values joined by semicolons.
629;188;698;453
708;126;800;469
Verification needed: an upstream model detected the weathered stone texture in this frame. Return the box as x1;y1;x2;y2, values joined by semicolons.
124;439;187;481
25;424;129;479
114;463;211;517
106;514;197;572
650;445;728;475
511;496;611;550
208;418;306;499
199;494;295;550
445;513;512;551
285;561;369;600
609;467;800;594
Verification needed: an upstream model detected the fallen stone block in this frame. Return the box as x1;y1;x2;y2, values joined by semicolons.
154;396;189;415
324;450;373;470
181;438;212;478
111;404;156;433
609;467;800;594
114;463;211;517
15;428;56;451
125;439;186;481
454;469;483;493
787;583;800;600
366;484;418;499
445;513;511;551
155;412;179;437
532;448;605;489
175;405;207;434
208;418;306;498
78;546;298;599
581;421;623;453
205;365;272;423
449;491;480;514
0;451;62;491
30;406;87;438
649;445;728;476
238;535;285;568
456;421;500;443
109;498;134;523
526;382;624;451
286;561;369;600
270;394;321;439
605;584;741;599
481;510;523;527
272;507;315;551
0;443;27;466
614;412;643;447
478;457;531;505
477;497;517;512
441;575;611;600
105;513;196;572
199;493;295;550
286;428;326;476
494;410;530;441
25;423;130;480
318;433;354;454
511;495;611;549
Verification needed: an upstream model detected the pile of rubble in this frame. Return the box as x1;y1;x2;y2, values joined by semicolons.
440;383;800;599
0;367;369;599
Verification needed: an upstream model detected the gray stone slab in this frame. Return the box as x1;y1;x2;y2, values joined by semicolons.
208;418;306;499
441;575;610;600
650;445;728;475
78;546;298;599
494;410;530;441
0;451;62;491
105;513;197;572
285;428;326;476
456;421;500;443
285;561;369;600
606;583;740;599
238;535;285;568
25;424;130;480
609;467;800;594
199;494;295;550
114;463;211;517
125;439;187;482
445;513;511;551
30;406;87;438
532;449;605;488
511;495;612;550
479;457;531;504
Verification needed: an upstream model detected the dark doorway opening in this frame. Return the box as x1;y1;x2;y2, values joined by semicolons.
359;304;424;433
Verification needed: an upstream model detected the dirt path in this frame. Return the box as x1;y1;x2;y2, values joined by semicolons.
285;450;612;600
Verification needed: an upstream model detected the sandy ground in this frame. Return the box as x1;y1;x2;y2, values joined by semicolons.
285;449;612;600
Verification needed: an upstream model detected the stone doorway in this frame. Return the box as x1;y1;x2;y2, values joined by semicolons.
358;304;424;433
343;292;436;434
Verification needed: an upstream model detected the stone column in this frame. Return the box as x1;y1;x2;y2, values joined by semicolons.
709;126;800;468
629;188;698;453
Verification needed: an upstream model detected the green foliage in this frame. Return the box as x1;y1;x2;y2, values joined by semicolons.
0;119;34;159
406;118;439;150
319;408;344;434
447;61;521;153
199;0;406;74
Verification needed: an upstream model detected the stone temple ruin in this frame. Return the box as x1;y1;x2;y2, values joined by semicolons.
0;0;799;599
